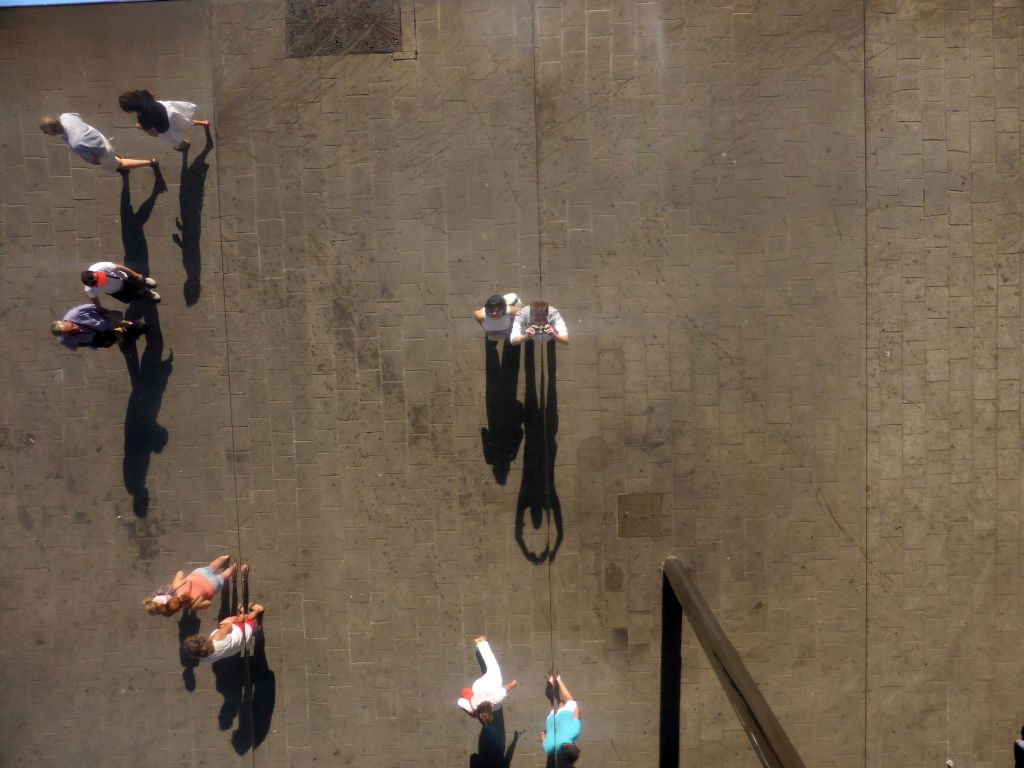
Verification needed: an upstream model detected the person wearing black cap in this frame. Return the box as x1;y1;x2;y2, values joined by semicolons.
118;90;209;152
81;261;160;308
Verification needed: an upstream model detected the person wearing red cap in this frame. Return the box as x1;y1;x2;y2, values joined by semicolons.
456;636;519;725
81;261;160;308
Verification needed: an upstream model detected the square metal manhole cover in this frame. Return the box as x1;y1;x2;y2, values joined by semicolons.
287;0;402;58
617;494;663;538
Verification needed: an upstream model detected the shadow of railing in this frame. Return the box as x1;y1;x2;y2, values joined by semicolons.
660;557;807;768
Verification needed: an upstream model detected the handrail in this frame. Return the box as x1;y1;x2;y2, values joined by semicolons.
660;557;808;768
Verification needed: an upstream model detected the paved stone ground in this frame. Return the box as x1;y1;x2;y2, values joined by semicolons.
0;1;1021;768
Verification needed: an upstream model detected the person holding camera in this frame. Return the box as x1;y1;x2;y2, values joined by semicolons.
509;300;569;345
51;304;145;351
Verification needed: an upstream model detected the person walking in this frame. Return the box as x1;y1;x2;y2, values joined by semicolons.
39;114;155;172
51;304;144;351
541;673;581;765
457;636;519;725
474;292;521;340
510;301;569;345
1014;725;1024;768
183;601;264;663
81;261;160;307
144;556;239;616
118;90;209;152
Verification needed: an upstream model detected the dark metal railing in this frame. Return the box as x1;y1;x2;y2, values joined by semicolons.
660;557;808;768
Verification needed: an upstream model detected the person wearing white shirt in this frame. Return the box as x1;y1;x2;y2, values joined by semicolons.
474;293;521;339
456;636;519;725
81;261;160;307
510;301;569;345
184;602;265;663
39;113;156;173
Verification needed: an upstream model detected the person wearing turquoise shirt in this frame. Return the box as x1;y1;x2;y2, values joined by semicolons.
541;673;581;765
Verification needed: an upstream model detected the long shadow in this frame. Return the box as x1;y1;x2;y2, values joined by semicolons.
514;341;563;564
121;302;172;517
469;708;519;768
211;578;244;735
174;125;213;306
210;571;276;755
481;339;523;485
178;608;201;692
119;165;165;274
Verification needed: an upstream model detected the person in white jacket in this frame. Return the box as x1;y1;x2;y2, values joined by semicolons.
456;636;519;725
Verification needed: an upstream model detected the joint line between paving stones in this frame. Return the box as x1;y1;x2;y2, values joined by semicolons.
861;1;869;764
206;41;257;764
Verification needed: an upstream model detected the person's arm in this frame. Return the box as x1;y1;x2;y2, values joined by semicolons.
210;618;233;641
190;597;211;611
113;263;145;282
170;571;187;589
502;680;519;692
509;313;528;345
548;311;570;344
90;296;107;312
457;698;475;715
473;308;486;327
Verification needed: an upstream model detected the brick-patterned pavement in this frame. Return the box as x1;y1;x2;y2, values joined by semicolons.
0;2;1021;768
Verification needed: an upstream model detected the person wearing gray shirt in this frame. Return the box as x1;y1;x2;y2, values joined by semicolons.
39;113;156;173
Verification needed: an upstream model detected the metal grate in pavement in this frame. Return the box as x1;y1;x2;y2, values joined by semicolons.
617;493;663;538
287;0;402;58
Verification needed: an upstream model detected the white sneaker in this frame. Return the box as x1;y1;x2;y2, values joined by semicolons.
150;291;161;303
144;277;157;287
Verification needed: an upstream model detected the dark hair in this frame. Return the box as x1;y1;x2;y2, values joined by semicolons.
529;300;549;326
484;294;505;312
558;743;580;765
118;89;156;112
81;270;98;286
475;700;493;726
119;89;169;133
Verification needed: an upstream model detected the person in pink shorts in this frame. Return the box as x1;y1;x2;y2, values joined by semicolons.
143;555;237;616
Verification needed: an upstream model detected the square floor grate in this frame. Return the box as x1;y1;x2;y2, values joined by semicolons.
617;494;663;538
287;0;402;58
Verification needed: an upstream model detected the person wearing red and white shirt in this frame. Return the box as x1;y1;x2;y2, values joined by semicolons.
456;636;519;725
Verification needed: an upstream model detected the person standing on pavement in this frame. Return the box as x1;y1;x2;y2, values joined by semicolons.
541;673;581;765
184;599;264;663
457;636;519;726
144;556;239;616
119;90;210;152
81;261;160;307
39;114;156;172
510;301;570;346
474;292;521;340
1014;725;1024;768
51;303;144;350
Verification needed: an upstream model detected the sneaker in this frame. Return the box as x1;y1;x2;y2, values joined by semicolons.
149;291;161;303
144;277;158;287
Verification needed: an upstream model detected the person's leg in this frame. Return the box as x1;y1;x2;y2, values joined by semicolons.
207;554;230;571
555;675;574;706
117;157;158;171
474;640;503;689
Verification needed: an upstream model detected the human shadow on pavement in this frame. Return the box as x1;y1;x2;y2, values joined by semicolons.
173;125;213;306
514;341;563;564
119;164;166;273
178;607;200;692
121;301;172;517
210;572;276;755
469;708;519;768
481;338;523;485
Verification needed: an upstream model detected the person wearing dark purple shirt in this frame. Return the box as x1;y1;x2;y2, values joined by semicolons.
50;304;143;350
